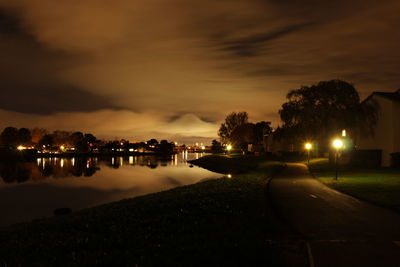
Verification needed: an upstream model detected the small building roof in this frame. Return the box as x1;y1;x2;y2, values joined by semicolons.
363;89;400;103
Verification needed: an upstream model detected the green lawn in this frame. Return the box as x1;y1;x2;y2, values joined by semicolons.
0;156;284;266
308;158;400;211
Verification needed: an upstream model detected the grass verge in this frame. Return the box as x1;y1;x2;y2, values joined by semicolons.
0;156;283;266
308;158;400;211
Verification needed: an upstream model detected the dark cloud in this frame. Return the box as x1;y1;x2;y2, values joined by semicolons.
0;8;118;114
0;8;20;34
219;22;312;57
0;83;117;114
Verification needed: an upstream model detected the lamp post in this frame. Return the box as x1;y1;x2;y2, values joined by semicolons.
305;143;312;164
332;139;343;180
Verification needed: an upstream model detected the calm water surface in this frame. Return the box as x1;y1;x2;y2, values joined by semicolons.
0;153;221;226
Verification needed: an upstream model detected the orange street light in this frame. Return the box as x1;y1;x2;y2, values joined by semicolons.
305;142;312;164
332;138;344;180
226;144;232;152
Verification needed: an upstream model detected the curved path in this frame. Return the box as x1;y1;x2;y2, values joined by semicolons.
269;163;400;267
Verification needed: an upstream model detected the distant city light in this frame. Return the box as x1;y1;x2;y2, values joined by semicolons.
17;145;26;151
342;129;346;137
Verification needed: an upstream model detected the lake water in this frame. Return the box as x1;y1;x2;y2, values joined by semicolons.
0;153;222;227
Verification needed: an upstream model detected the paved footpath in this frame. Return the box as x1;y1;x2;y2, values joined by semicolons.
269;163;400;267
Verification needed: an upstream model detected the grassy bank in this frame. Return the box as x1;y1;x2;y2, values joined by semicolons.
308;158;400;211
188;154;273;174
0;156;283;266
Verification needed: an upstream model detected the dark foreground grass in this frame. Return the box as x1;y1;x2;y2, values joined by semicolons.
308;158;400;211
0;156;283;266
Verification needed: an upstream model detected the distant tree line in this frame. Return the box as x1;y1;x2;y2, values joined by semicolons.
218;111;272;151
0;127;100;152
0;127;176;154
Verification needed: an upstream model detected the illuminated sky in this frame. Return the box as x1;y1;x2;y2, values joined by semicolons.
0;0;399;143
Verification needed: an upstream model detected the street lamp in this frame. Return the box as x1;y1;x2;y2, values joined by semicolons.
226;144;232;153
332;139;343;180
305;142;312;164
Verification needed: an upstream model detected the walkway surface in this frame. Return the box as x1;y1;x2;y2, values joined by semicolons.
269;163;400;267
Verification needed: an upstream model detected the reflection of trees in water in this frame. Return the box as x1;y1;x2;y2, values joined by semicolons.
100;155;177;169
0;154;182;183
0;162;31;183
0;157;100;183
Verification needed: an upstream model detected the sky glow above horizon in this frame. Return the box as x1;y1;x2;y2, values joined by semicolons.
0;0;399;143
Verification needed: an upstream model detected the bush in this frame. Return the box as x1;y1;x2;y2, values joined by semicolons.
349;149;382;168
391;153;400;167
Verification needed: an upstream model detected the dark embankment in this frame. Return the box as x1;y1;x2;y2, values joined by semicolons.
0;156;284;266
189;154;268;174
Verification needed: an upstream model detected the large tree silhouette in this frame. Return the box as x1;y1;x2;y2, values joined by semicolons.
218;111;248;143
279;80;378;150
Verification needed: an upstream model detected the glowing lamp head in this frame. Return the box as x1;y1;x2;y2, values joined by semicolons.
226;145;232;151
305;143;312;150
332;139;343;149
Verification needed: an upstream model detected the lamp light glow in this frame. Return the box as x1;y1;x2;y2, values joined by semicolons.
332;139;343;149
226;145;232;151
305;143;312;150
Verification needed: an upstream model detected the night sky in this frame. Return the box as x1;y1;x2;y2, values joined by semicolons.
0;0;399;143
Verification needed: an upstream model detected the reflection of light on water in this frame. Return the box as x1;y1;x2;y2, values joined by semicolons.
129;156;134;165
174;154;178;166
86;160;90;169
42;159;46;168
60;159;64;168
111;157;114;165
195;153;199;160
119;157;123;166
37;158;41;167
181;150;188;161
